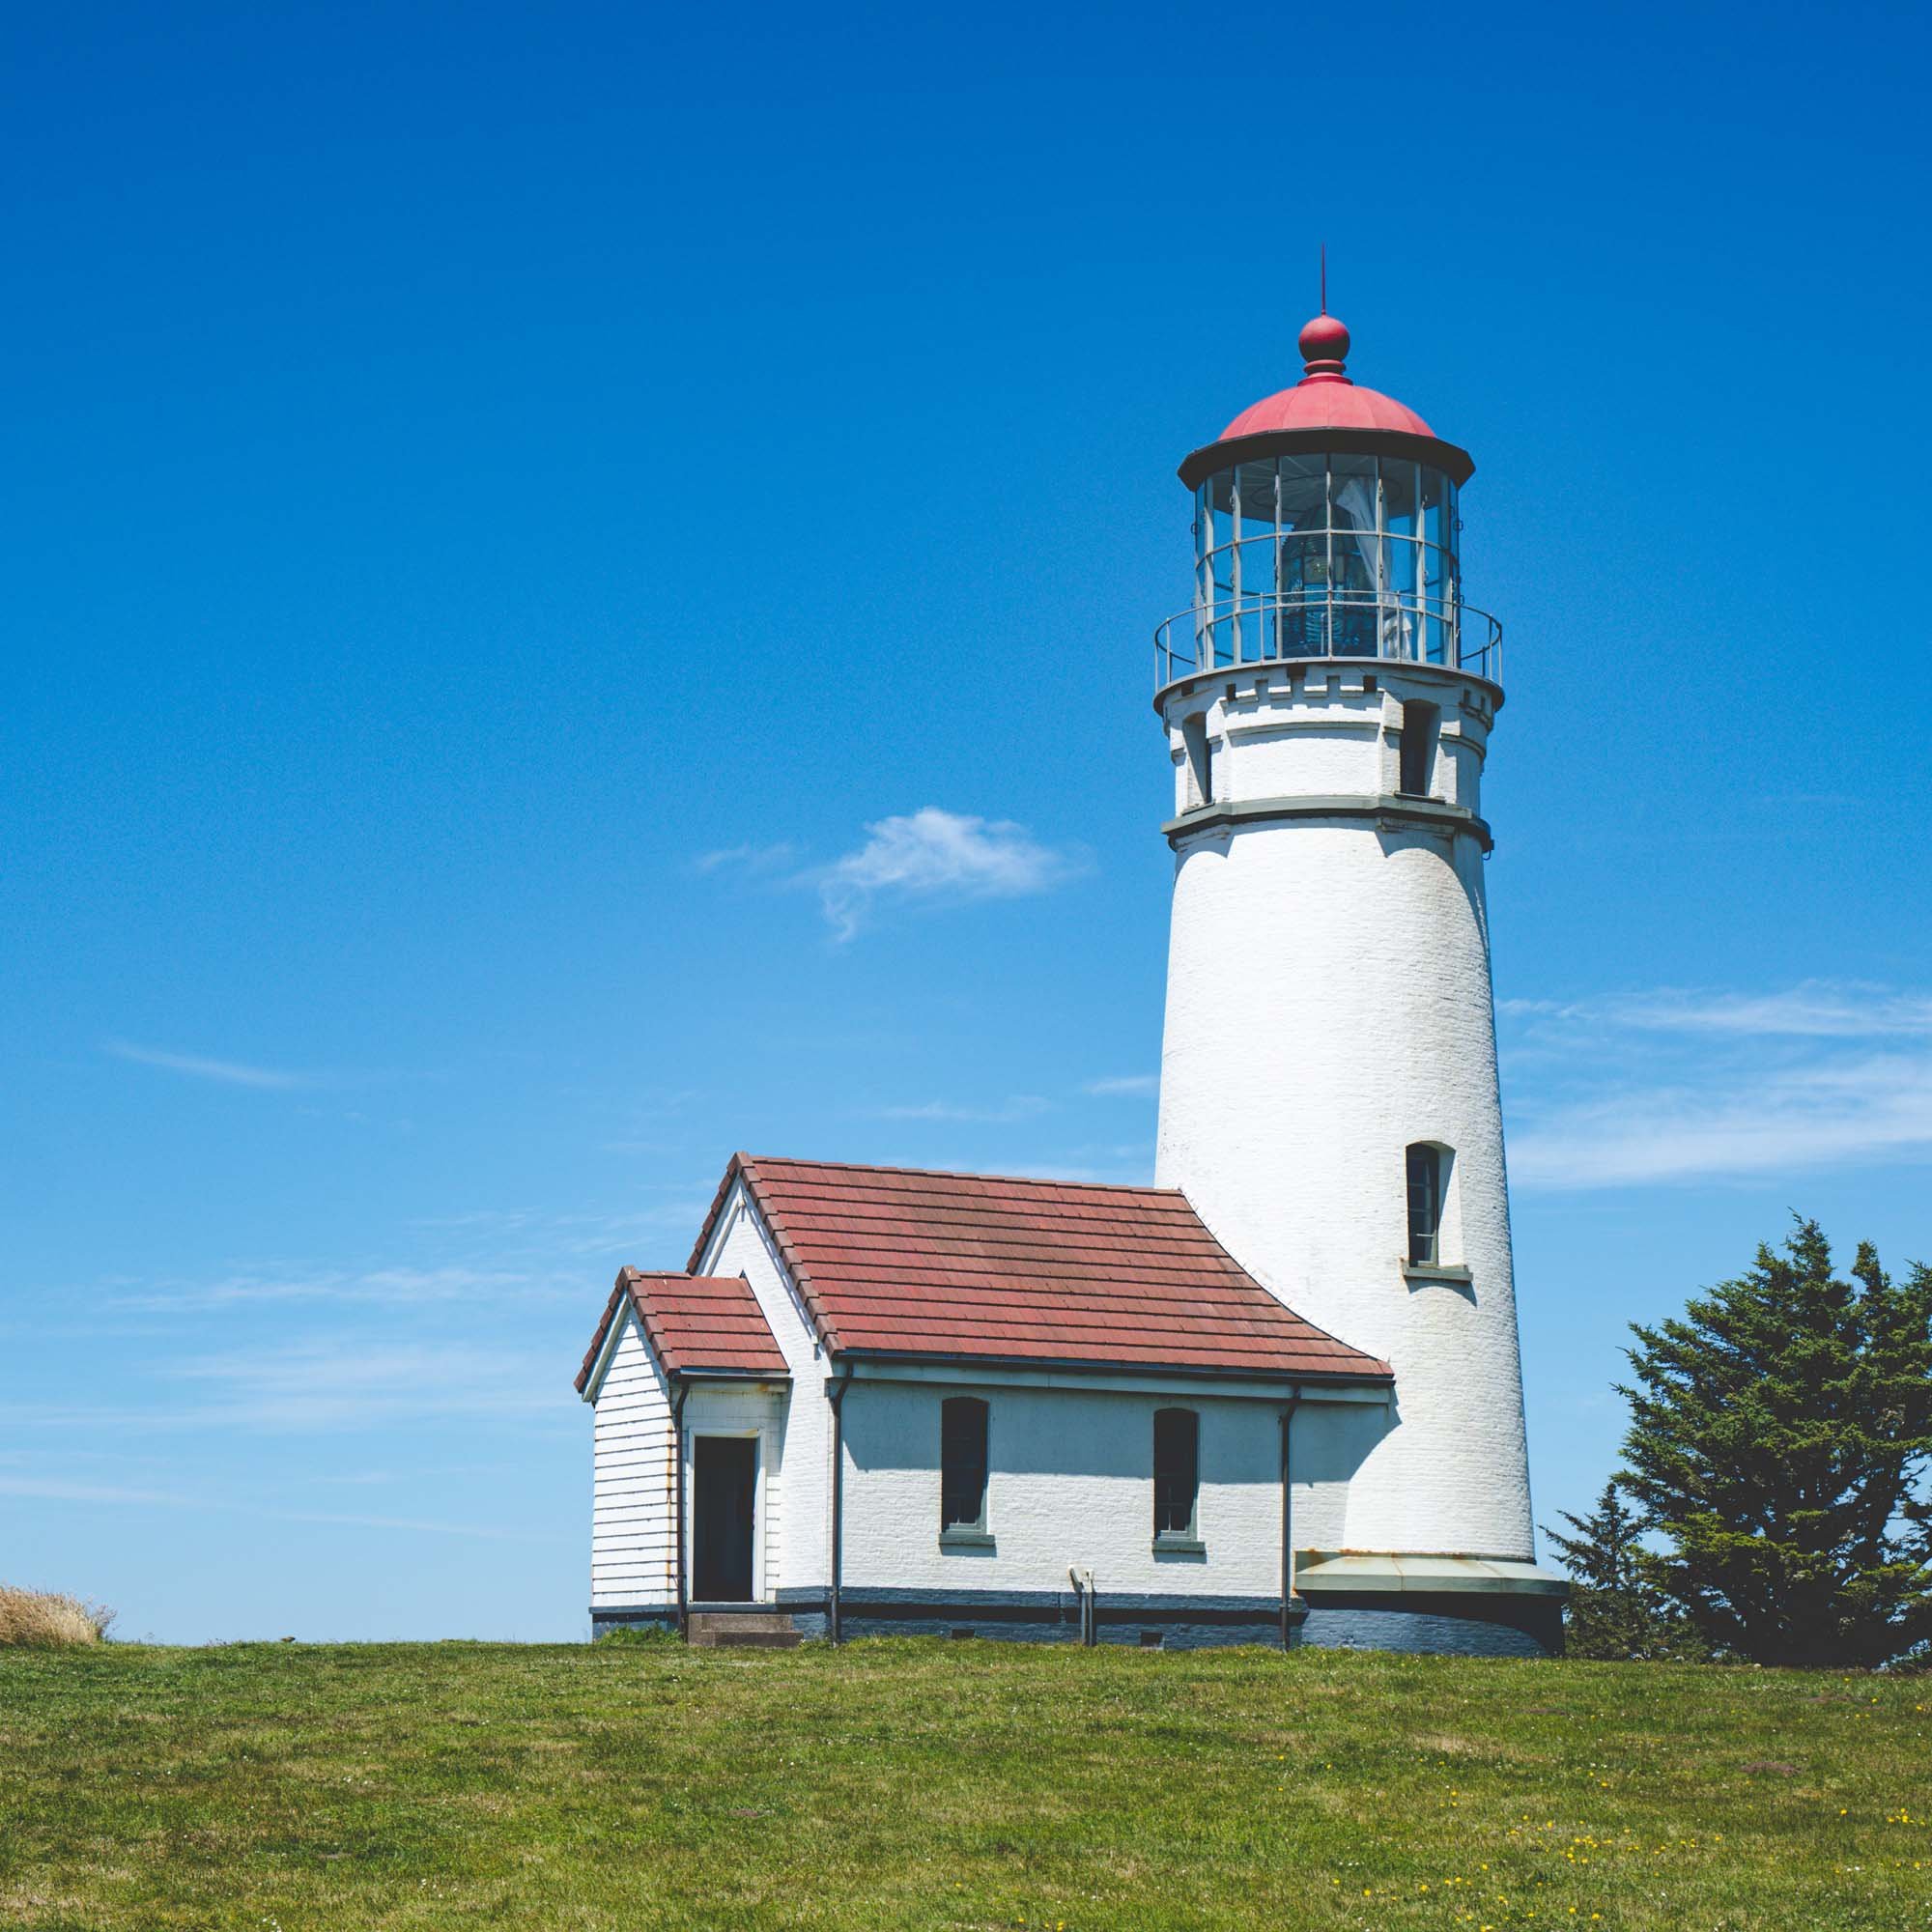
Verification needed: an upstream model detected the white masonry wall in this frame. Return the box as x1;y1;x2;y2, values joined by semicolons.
691;1178;832;1598
1154;657;1535;1561
588;1307;676;1611
838;1379;1363;1599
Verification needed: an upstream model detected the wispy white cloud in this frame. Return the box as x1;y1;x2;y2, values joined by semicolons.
104;1264;557;1315
1501;980;1932;1039
102;1039;311;1090
156;1338;557;1431
0;1473;558;1542
87;1196;714;1322
873;1095;1051;1123
1084;1074;1160;1098
0;1475;187;1507
695;840;798;875
1503;980;1932;1188
814;808;1087;940
0;1337;558;1435
1512;1051;1932;1188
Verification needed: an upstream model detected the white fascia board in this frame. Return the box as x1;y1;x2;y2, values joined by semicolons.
581;1301;630;1403
838;1357;1389;1405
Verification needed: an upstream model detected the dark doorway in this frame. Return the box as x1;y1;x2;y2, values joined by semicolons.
692;1436;756;1602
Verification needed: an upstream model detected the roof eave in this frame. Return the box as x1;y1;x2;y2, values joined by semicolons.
828;1345;1392;1385
667;1366;793;1382
1178;425;1475;491
573;1274;632;1398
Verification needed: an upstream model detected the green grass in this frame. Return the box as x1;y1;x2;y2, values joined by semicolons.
2;1640;1927;1929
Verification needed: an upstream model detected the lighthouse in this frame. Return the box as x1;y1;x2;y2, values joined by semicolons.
1152;307;1535;1570
579;301;1564;1660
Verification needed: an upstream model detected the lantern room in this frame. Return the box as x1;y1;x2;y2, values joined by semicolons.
1155;312;1500;689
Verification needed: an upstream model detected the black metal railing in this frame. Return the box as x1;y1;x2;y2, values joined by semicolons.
1154;592;1502;690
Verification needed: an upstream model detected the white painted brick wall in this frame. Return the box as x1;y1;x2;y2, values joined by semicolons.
694;1179;831;1596
839;1380;1364;1598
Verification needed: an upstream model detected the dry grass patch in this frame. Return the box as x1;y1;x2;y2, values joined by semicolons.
0;1586;112;1649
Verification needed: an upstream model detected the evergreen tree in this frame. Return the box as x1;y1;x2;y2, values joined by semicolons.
1542;1481;1702;1661
1618;1218;1932;1667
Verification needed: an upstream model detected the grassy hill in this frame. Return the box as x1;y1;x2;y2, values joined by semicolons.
1;1638;1926;1929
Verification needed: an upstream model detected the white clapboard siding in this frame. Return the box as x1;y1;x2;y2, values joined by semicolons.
590;1308;675;1609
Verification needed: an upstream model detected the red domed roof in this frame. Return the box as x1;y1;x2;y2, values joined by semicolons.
1179;308;1472;489
1216;311;1438;441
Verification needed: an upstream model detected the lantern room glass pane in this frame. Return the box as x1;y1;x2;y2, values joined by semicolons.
1385;531;1417;599
1329;455;1378;656
1240;526;1276;600
1423;540;1450;663
1381;459;1418;544
1420;466;1450;554
1278;454;1325;532
1236;461;1277;538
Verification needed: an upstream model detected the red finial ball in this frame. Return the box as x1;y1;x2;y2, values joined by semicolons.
1298;311;1350;377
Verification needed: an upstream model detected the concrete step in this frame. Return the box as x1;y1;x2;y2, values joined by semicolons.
687;1611;800;1648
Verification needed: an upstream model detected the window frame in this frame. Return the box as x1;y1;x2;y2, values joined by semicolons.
1406;1142;1446;1267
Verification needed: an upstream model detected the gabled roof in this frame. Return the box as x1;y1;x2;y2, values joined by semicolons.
687;1153;1389;1383
574;1267;788;1394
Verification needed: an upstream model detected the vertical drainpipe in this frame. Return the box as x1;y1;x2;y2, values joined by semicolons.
672;1379;691;1638
827;1367;852;1645
1279;1387;1302;1651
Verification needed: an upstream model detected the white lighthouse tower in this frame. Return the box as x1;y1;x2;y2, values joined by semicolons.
1153;307;1536;1577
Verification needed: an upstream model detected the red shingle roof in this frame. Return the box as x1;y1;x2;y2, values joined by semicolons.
686;1153;1388;1382
574;1268;789;1392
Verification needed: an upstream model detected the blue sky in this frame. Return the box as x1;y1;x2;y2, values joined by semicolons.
5;0;1928;1641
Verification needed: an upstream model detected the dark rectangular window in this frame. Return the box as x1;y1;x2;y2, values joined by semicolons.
1406;1143;1444;1265
1399;700;1439;796
940;1397;988;1531
1181;713;1214;806
1153;1407;1199;1539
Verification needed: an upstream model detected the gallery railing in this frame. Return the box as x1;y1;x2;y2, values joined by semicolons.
1154;592;1502;690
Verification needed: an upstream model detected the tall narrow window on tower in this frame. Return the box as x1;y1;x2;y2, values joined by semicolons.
1406;1143;1447;1265
939;1397;989;1533
1180;713;1214;806
1399;700;1439;796
1152;1406;1200;1541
